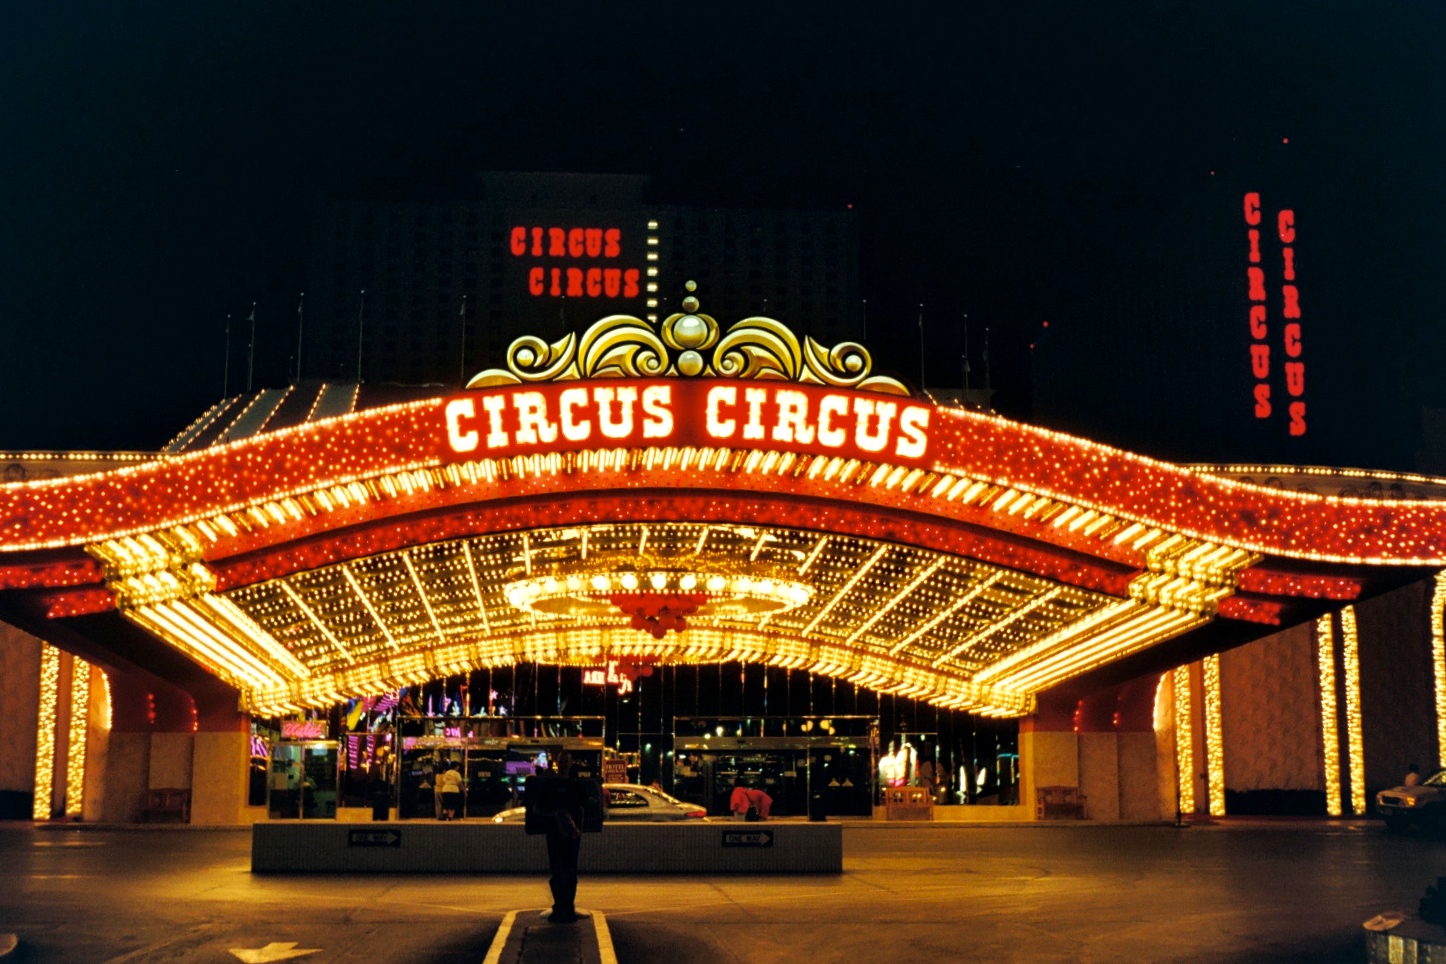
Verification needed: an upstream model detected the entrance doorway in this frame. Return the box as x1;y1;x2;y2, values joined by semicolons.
267;741;339;819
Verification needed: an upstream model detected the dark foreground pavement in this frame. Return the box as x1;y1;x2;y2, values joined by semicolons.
0;819;1441;962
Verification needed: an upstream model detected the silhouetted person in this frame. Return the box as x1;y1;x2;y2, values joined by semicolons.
527;750;589;923
1405;763;1423;787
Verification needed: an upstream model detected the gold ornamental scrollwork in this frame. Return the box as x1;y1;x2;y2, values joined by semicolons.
466;288;910;396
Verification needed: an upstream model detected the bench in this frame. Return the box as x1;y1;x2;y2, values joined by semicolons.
141;788;191;823
1035;785;1086;820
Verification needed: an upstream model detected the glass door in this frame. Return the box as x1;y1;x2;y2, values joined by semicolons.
267;741;339;819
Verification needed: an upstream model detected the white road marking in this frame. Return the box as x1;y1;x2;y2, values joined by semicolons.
481;909;522;964
228;942;321;963
586;909;618;964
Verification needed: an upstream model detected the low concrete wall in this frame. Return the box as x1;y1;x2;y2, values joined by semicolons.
252;821;842;874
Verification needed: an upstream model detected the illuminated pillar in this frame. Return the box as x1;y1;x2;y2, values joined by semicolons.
64;658;92;817
1432;573;1446;768
1172;664;1195;814
32;644;60;820
1203;654;1224;817
1341;606;1365;816
1317;614;1342;817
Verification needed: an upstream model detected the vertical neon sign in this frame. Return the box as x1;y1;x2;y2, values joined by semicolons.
1278;209;1306;435
1243;193;1271;420
1243;193;1305;436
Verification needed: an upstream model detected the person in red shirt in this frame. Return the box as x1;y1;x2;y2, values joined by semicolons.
728;778;773;820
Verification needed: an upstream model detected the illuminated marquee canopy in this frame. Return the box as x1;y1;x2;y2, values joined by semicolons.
1;290;1443;717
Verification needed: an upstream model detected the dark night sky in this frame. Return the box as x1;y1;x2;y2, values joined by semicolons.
2;2;1442;468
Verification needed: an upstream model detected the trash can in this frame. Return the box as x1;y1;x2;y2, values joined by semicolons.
808;789;827;822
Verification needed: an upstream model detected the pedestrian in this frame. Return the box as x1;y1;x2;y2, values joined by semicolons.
1405;763;1423;787
527;750;586;924
729;777;753;821
438;762;464;820
746;784;773;821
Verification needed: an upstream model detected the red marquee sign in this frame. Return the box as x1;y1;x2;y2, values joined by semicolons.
443;380;933;465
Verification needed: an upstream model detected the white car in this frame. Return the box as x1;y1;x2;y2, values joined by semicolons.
1377;769;1446;831
492;783;708;823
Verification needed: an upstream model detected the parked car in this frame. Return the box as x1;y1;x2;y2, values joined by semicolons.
492;783;708;823
1377;769;1446;830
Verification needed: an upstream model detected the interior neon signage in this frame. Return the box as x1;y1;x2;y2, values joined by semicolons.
442;380;932;464
510;224;642;300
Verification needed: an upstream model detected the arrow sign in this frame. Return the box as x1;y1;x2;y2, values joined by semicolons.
721;829;774;847
347;828;401;847
228;942;321;963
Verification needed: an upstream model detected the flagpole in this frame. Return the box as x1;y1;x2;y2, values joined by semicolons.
962;313;970;400
918;303;926;391
222;314;232;398
295;292;305;383
984;326;992;393
458;294;469;384
246;302;257;393
355;289;366;383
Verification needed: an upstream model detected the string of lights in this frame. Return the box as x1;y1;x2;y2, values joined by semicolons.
1317;614;1342;817
1173;664;1195;815
32;644;60;821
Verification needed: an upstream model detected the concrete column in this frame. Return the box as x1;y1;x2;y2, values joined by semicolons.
100;672;193;823
1019;693;1078;819
189;680;250;826
0;623;41;819
1023;677;1163;822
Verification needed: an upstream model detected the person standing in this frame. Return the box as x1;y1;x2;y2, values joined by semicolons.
1405;763;1423;787
438;763;463;820
527;750;590;924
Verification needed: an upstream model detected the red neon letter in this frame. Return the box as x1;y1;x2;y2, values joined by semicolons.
1282;285;1300;319
1282;247;1295;281
531;227;545;257
566;268;584;297
817;395;849;447
481;395;509;448
1284;323;1302;357
1250;343;1271;380
585;267;602;297
641;385;674;439
1254;383;1272;419
603;268;621;297
1248;229;1261;264
623;269;640;298
895;406;931;460
528;267;544;296
771;390;815;445
585;228;603;257
548;228;566;257
510;227;527;256
512;392;558;445
1248;267;1266;302
559;387;591;442
550;268;562;297
852;398;897;453
1249;305;1267;340
445;398;478;453
706;386;738;438
568;228;585;258
1285;361;1305;397
1277;209;1295;243
604;229;621;258
594;386;637;439
1244;192;1261;226
1288;401;1307;436
742;388;768;440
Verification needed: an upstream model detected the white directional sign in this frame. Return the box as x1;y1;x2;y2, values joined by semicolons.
228;942;322;963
